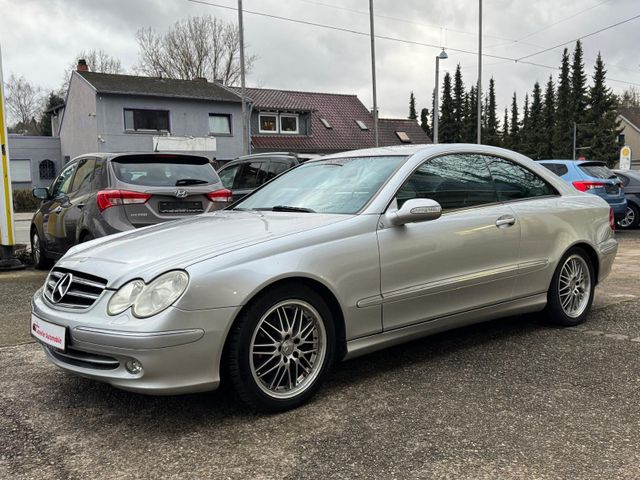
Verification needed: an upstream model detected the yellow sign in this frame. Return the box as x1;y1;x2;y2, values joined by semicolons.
0;44;16;246
619;145;632;171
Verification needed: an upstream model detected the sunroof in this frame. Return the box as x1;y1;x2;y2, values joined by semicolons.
355;120;368;130
320;118;332;129
395;131;411;143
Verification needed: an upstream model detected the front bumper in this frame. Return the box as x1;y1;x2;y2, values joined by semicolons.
31;288;241;395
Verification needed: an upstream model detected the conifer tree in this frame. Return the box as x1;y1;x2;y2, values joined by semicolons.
439;72;456;143
553;48;573;158
463;86;478;143
408;91;418;120
526;82;544;159
420;107;432;139
484;77;500;146
509;92;520;150
541;75;555;159
570;40;588;154
520;93;530;155
502;107;510;149
586;53;622;166
452;64;465;142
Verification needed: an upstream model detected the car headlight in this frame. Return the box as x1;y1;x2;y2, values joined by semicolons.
107;271;189;318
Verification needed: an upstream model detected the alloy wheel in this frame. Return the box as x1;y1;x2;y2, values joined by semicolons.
249;300;327;399
618;206;636;228
558;254;591;318
32;232;41;265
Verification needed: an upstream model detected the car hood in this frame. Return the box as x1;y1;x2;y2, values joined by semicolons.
57;211;351;287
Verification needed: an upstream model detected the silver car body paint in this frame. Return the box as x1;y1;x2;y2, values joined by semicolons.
31;144;618;394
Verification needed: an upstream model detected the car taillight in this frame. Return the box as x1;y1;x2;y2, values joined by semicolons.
572;181;605;192
609;207;615;231
206;188;233;203
97;190;151;212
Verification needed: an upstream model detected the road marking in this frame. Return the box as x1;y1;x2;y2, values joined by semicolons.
565;326;639;345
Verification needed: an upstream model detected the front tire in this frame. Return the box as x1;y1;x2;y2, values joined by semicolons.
226;284;336;412
31;229;50;270
544;248;595;326
617;203;639;230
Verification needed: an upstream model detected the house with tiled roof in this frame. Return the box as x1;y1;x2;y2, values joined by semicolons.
618;107;640;168
234;87;430;154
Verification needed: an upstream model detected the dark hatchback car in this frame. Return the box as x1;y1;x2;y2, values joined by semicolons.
614;169;640;229
216;152;304;203
30;152;231;269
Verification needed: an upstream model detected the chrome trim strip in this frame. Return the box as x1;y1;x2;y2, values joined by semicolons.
518;259;549;275
73;326;205;349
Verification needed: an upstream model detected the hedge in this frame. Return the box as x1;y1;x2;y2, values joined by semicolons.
12;189;41;213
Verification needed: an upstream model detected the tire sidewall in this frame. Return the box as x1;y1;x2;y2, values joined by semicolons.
31;228;49;270
546;247;596;326
618;203;639;230
228;284;336;412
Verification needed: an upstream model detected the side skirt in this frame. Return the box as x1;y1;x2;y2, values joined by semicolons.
344;293;547;360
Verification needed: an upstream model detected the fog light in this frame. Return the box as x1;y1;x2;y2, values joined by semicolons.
125;359;143;375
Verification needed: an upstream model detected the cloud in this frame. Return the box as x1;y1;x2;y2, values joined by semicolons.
2;0;639;119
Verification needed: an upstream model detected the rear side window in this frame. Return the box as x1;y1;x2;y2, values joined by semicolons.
540;163;568;176
578;163;616;179
266;161;292;181
218;164;241;189
51;162;77;197
235;162;268;189
485;156;556;201
70;158;96;193
397;154;497;211
111;155;219;187
92;158;107;190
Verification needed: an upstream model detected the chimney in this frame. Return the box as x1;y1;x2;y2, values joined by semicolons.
77;59;89;72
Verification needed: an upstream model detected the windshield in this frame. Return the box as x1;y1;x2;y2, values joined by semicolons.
112;154;220;187
235;156;406;214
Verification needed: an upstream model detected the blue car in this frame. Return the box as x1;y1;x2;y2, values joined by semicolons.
538;160;627;220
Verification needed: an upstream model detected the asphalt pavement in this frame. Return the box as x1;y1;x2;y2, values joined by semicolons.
1;231;639;479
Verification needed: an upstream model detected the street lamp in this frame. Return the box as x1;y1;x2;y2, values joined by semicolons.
433;48;448;144
573;122;594;160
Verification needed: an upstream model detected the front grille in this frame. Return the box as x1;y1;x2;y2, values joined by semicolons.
44;268;107;310
47;346;120;370
605;184;619;195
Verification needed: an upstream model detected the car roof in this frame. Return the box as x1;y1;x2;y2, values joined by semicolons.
538;159;606;166
73;152;211;162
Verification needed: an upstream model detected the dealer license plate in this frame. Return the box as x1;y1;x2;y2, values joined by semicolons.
31;315;66;351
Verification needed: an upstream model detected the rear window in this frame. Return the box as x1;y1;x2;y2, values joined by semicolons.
111;155;219;187
578;163;616;180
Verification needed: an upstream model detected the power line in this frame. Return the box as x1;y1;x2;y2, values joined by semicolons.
184;0;640;88
516;12;640;61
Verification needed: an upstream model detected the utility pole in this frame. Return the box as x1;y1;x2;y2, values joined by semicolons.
0;44;24;270
238;0;249;155
369;0;379;147
573;122;594;160
433;49;448;144
477;0;482;144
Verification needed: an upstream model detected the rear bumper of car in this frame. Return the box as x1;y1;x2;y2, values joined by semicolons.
608;199;628;220
31;288;241;395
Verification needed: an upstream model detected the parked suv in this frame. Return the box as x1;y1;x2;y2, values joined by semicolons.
538;160;627;220
30;152;231;269
613;169;640;229
217;152;304;203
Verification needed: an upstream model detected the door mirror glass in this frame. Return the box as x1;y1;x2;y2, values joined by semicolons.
32;187;49;200
388;198;442;226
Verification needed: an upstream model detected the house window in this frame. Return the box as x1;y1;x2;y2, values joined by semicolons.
209;114;232;135
395;131;411;143
280;114;299;134
355;120;368;130
39;159;56;179
259;114;278;133
10;159;32;182
124;108;170;132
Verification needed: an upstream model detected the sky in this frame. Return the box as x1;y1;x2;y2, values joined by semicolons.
1;0;639;121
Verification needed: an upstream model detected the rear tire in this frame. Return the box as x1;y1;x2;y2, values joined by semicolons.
617;203;639;230
226;284;336;412
544;248;595;326
31;229;51;270
80;232;94;242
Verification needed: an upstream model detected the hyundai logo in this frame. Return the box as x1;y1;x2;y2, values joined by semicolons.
175;189;188;199
51;273;73;304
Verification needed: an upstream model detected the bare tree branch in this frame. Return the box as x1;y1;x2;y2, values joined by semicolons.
135;15;256;85
61;49;123;93
5;74;43;132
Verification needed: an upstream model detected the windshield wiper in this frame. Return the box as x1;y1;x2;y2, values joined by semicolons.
271;205;316;213
175;178;208;186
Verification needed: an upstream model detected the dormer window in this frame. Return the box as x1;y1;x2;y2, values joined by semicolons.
280;114;299;134
259;113;278;133
259;112;300;134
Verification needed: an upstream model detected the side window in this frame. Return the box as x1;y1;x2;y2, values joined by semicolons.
218;164;240;189
92;158;107;190
50;162;77;198
396;154;498;211
70;158;96;193
235;162;267;189
485;156;556;201
266;161;291;181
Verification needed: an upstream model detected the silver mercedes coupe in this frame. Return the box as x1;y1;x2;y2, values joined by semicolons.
31;145;618;411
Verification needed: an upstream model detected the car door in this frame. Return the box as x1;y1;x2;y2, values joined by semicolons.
41;161;78;254
484;155;562;299
377;153;522;331
62;157;96;249
232;161;268;201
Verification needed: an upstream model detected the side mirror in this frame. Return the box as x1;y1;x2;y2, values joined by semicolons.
32;187;49;200
387;198;442;226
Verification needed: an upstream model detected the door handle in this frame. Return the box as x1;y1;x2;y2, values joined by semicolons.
495;216;516;228
77;203;85;209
